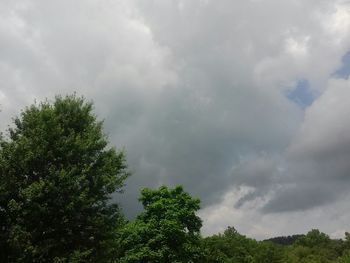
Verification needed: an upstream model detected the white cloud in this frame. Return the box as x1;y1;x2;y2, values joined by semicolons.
200;186;350;240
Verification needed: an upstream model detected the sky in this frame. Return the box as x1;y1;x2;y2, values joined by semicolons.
1;0;350;240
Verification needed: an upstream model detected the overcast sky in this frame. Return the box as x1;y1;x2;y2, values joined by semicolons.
1;0;350;239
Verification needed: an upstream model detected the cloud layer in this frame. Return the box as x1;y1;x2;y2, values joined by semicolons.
1;0;350;238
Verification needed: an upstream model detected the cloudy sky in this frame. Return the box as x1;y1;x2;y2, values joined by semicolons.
1;0;350;239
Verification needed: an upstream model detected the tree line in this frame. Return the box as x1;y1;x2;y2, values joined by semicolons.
0;95;349;262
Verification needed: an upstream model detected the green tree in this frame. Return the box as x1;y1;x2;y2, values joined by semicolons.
117;185;203;263
202;226;283;263
283;229;340;263
344;232;350;250
0;95;129;262
295;229;331;248
337;250;350;263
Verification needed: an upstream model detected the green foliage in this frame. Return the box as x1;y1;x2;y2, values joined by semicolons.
337;250;350;263
265;235;305;246
202;228;350;263
202;226;283;263
0;95;129;262
295;229;331;248
344;232;350;250
117;185;203;263
282;230;345;263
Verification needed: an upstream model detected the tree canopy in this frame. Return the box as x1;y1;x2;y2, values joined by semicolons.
117;185;203;263
0;95;128;262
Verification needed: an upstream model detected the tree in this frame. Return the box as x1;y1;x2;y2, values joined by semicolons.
283;229;340;263
337;250;350;263
295;229;331;248
117;185;203;263
202;226;283;263
0;95;129;262
344;232;350;250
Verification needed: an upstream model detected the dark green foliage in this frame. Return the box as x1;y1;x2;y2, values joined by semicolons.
264;235;305;246
343;232;350;251
0;95;128;262
117;185;204;263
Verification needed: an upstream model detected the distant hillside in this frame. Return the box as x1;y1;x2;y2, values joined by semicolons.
264;235;305;246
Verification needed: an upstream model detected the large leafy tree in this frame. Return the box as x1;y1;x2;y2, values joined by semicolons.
117;185;203;263
0;95;128;262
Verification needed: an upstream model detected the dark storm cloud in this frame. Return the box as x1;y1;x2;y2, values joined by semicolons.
262;183;340;213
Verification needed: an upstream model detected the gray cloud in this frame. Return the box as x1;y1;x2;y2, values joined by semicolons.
1;0;350;238
261;77;350;213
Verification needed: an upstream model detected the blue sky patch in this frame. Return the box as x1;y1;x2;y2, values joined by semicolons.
286;79;314;109
333;51;350;79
